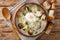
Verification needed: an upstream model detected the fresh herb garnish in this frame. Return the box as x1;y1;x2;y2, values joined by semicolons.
38;8;41;11
23;12;26;16
36;20;39;22
26;21;28;25
37;7;41;11
30;10;32;12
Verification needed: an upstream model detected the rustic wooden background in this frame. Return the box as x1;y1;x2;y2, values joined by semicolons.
0;0;60;40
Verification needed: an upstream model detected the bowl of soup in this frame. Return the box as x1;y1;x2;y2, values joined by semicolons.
12;3;47;37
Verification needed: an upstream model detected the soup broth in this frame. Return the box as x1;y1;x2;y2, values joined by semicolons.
16;3;47;36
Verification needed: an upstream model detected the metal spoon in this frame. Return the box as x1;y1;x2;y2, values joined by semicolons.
2;7;20;40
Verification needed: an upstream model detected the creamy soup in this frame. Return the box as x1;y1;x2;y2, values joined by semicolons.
16;3;47;36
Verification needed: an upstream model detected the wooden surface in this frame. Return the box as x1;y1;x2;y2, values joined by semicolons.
0;0;60;40
0;0;20;6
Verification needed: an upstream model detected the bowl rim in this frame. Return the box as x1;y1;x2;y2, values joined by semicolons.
12;2;48;37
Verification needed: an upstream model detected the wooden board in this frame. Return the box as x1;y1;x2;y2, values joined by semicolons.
0;0;21;7
37;31;60;40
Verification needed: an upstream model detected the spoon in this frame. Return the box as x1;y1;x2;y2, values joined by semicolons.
2;7;20;40
2;8;11;21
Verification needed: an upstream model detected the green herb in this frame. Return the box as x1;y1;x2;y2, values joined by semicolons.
38;8;41;11
26;21;28;25
37;7;41;11
23;12;26;16
36;20;39;22
30;10;32;12
23;29;25;31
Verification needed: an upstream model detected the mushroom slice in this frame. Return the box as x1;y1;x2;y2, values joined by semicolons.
51;3;56;9
18;23;24;29
48;10;54;20
45;22;54;34
41;14;46;20
34;11;42;17
43;1;51;10
31;5;37;12
25;6;29;12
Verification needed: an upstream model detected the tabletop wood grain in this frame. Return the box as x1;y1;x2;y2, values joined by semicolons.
0;0;20;7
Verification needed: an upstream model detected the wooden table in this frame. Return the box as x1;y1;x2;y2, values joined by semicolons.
0;0;60;40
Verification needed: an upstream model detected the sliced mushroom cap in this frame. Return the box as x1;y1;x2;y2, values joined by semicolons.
41;14;46;20
25;6;29;12
48;10;54;20
28;30;33;35
43;1;51;10
51;3;56;9
34;11;42;17
18;23;24;29
45;21;54;34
